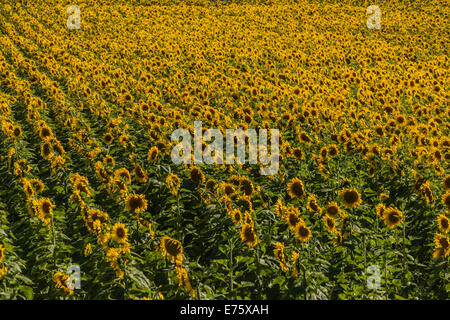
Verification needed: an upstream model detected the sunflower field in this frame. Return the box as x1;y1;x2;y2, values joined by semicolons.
0;0;448;300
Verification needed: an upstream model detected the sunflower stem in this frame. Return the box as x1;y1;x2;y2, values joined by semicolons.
51;210;56;267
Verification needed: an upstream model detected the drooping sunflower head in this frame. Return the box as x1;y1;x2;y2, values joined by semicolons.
166;173;180;195
112;222;128;244
307;194;322;214
286;207;302;230
125;194;148;214
114;168;131;185
240;223;258;247
30;178;45;194
376;203;386;219
287;178;306;200
23;180;34;199
340;188;362;209
205;179;217;193
133;163;148;183
0;244;4;263
323;215;336;233
161;236;183;262
239;177;254;196
189;166;205;184
147;146;159;162
41;141;53;159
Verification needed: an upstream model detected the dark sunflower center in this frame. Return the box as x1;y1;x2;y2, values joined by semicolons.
344;191;358;204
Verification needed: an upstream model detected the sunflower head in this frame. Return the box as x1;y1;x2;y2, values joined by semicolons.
296;223;312;242
325;202;340;218
288;178;306;200
437;215;450;233
307;194;322;214
340;188;362;209
323;215;336;233
125;194;148;214
442;175;450;191
112;223;128;244
240;223;258;247
382;207;403;229
161;236;183;263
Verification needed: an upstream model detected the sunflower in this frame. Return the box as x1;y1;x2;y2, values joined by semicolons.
437;214;450;233
382;207;403;229
114;168;131;185
41;141;53;160
205;179;217;193
222;182;236;197
323;215;336;233
285;207;303;230
376;203;386;219
29;178;45;194
442;175;450;191
39;126;53;140
161;236;183;263
189;166;205;184
33;198;54;225
240;223;258;247
12;126;22;139
327;144;339;157
23;179;34;199
433;233;449;258
230;208;242;225
325;202;340;218
0;244;4;263
53;272;73;295
273;242;289;272
125;194;148;214
442;191;450;213
103;132;114;145
339;188;362;209
307;194;322;214
333;231;343;245
84;243;92;257
239;177;254;196
147;146;159;162
166;173;180;196
287;178;306;200
295;223;312;242
275;198;285;218
133;163;148;183
103;155;115;169
292;147;304;160
112;223;128;244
